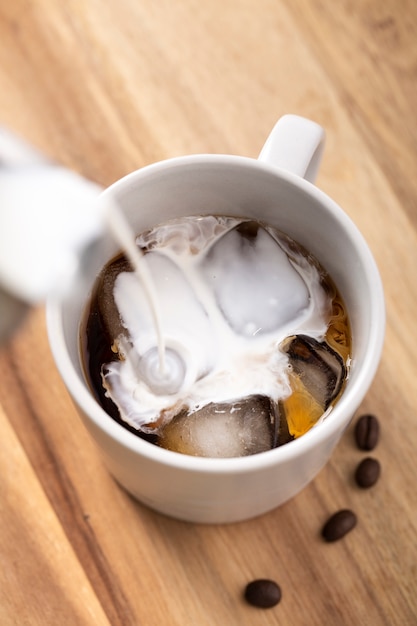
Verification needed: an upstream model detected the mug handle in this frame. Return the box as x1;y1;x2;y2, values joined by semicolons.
258;114;325;183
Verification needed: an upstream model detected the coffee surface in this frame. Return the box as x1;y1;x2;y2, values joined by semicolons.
81;215;351;457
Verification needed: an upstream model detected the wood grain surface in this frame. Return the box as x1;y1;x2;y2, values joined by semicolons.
1;1;416;624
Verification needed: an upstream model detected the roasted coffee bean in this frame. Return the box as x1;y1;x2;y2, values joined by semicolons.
354;413;380;450
355;456;381;488
244;579;282;608
321;509;357;542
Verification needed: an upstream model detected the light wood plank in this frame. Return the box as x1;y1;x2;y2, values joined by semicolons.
0;402;111;626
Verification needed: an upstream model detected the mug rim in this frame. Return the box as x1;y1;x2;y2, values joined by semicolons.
47;153;385;475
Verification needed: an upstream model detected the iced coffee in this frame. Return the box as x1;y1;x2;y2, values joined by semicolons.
81;215;351;457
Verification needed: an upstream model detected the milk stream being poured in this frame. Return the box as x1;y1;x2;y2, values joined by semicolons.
105;202;171;391
84;210;351;457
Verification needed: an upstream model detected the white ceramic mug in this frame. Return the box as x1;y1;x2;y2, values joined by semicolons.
47;115;385;523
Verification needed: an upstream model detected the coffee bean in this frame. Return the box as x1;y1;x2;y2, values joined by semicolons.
354;413;380;451
244;579;282;608
355;456;381;488
321;509;357;542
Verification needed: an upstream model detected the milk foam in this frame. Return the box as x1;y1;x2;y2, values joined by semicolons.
102;216;331;431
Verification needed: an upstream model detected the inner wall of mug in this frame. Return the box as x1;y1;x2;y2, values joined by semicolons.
59;155;381;441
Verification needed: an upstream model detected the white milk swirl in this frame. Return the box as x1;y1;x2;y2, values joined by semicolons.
101;216;332;433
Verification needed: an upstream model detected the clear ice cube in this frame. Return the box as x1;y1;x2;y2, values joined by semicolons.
112;251;216;380
281;334;345;410
160;395;276;458
97;255;131;342
200;221;310;336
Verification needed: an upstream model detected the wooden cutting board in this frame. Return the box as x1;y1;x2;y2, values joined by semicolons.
0;1;416;624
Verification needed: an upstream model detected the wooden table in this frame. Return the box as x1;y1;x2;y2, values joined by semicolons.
1;1;416;624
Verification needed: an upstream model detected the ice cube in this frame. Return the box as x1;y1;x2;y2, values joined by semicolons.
200;221;310;337
100;251;222;429
159;395;277;458
113;251;217;382
281;335;346;410
96;255;131;343
278;371;325;438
